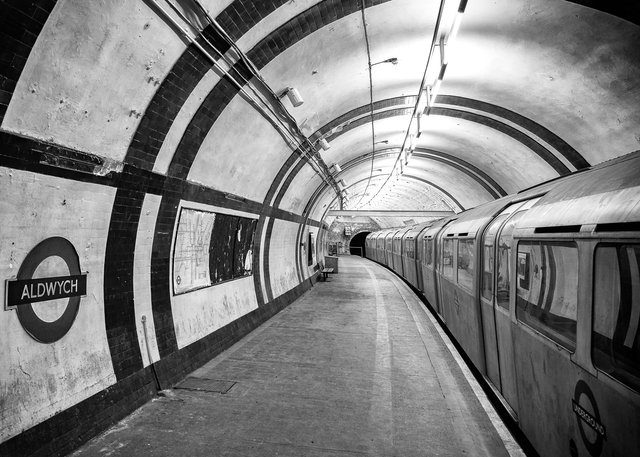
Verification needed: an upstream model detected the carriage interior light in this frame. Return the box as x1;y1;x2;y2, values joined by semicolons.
332;163;342;173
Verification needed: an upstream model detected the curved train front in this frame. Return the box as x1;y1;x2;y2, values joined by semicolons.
364;151;640;457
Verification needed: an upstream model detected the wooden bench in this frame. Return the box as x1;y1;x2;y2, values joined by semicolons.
320;267;334;281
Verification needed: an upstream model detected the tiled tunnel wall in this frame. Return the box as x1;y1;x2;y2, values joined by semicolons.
0;1;353;455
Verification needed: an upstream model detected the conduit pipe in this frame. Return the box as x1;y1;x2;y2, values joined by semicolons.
148;0;342;199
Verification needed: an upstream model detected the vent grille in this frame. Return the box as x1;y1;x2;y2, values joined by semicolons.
175;377;236;394
534;225;581;234
595;222;640;232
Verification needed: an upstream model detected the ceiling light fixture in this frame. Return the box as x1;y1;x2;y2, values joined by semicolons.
359;0;467;208
370;57;398;67
318;138;331;151
279;87;304;107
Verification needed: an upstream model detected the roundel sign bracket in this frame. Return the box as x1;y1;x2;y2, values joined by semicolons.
4;237;87;343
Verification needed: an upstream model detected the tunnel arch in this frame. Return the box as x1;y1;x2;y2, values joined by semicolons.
1;0;640;455
349;231;371;257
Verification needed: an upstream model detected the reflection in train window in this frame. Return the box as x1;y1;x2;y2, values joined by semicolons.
442;238;454;278
458;239;475;290
592;244;640;392
516;241;578;351
496;212;525;309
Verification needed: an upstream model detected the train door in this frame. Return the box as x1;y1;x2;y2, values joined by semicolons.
485;198;540;414
480;213;510;392
436;222;453;322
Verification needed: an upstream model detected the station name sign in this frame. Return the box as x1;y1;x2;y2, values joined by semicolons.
6;274;87;307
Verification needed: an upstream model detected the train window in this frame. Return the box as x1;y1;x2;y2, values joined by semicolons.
406;240;415;259
426;238;434;266
482;215;508;300
442;238;454;278
458;239;475;290
497;212;526;309
516;241;578;351
592;244;640;391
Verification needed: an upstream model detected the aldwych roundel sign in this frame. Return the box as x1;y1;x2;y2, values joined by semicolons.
4;237;87;343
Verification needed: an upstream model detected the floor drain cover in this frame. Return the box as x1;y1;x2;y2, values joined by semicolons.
175;377;236;394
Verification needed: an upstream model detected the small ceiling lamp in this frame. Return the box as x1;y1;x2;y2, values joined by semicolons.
318;138;331;150
370;57;398;67
279;87;304;107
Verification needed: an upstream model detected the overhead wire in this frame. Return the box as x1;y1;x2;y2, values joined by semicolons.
359;0;448;208
353;0;377;208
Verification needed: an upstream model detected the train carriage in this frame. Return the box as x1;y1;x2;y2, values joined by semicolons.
418;218;455;317
365;232;378;262
507;153;640;457
373;230;388;264
384;229;400;269
434;199;509;371
391;227;412;277
364;150;640;457
401;223;433;291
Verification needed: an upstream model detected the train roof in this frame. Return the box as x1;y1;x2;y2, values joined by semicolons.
402;222;434;239
516;150;640;232
442;196;513;237
393;226;414;239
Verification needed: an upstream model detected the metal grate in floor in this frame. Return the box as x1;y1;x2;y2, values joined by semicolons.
174;377;236;394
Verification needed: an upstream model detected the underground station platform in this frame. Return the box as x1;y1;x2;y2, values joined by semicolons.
69;256;520;457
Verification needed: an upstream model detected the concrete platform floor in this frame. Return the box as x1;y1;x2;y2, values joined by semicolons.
71;256;522;457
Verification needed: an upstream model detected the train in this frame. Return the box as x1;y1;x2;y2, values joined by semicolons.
364;150;640;457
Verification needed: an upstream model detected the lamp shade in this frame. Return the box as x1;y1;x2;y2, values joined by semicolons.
319;138;331;150
286;87;304;107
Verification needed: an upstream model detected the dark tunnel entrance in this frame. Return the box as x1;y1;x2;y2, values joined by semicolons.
349;231;370;257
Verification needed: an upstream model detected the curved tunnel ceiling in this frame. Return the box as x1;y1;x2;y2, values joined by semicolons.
1;0;640;227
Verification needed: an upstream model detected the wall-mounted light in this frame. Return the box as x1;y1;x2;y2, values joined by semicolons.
279;87;304;107
318;138;331;150
370;57;398;67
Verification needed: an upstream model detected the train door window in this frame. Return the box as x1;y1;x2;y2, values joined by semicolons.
592;244;640;391
458;239;475;290
481;215;508;300
515;241;578;351
442;238;454;278
407;239;415;259
426;237;433;266
496;211;526;308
